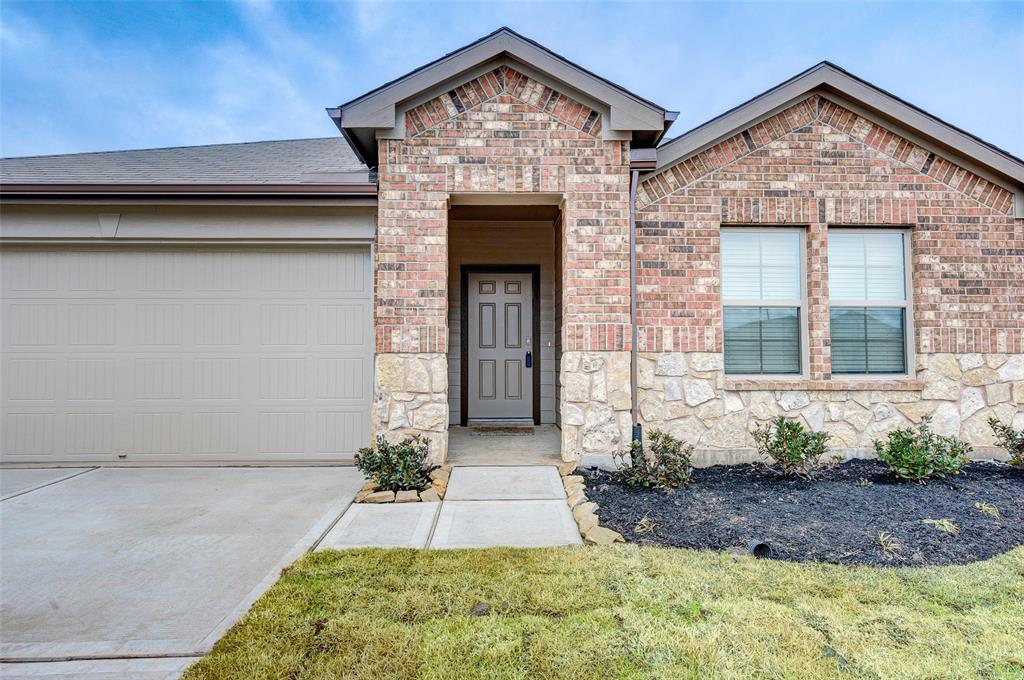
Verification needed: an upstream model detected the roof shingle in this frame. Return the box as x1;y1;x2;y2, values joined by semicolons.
0;137;367;185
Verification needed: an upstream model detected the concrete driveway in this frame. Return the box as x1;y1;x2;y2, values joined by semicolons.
0;466;362;678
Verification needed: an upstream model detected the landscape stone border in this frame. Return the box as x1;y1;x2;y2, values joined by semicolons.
558;460;624;545
354;465;451;504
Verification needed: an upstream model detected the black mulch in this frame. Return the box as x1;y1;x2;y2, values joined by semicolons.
584;460;1024;566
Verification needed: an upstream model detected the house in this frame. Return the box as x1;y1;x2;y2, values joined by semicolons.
2;27;1021;466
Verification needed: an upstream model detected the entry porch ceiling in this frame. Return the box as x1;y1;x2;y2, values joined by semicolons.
448;204;560;222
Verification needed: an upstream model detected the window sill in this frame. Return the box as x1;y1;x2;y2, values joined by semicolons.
724;378;924;392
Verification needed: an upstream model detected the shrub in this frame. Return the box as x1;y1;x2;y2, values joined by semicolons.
873;418;970;482
988;417;1024;467
613;429;693;489
752;416;830;478
354;435;430;492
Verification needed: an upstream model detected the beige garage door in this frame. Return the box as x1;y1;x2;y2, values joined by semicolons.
1;247;372;463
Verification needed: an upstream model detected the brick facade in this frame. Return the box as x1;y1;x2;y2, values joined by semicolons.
636;94;1022;364
373;65;1022;461
633;94;1023;456
373;67;632;458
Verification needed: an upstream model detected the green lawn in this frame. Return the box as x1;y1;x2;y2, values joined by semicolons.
184;546;1024;679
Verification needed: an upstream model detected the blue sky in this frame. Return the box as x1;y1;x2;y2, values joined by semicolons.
2;1;1022;159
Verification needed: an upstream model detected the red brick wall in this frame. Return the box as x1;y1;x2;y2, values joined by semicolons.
635;95;1023;377
375;66;631;354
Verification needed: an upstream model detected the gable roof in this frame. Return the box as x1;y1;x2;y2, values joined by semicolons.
330;27;676;167
0;137;373;197
653;62;1024;194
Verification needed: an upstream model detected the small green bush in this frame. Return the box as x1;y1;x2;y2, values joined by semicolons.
873;418;970;482
752;416;830;478
613;429;693;489
354;435;430;492
988;417;1024;467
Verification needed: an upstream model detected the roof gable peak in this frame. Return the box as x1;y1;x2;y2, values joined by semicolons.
653;61;1024;196
331;27;674;166
404;66;603;138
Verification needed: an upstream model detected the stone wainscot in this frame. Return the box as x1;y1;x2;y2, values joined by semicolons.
636;352;1024;465
372;353;449;464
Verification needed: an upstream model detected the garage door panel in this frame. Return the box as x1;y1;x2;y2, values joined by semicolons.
68;250;118;291
318;251;369;293
317;303;369;345
3;358;57;401
192;412;240;455
193;358;243;400
3;412;55;457
194;304;242;345
66;357;117;401
317;411;365;453
66;411;115;455
194;252;245;292
317;358;368;399
260;304;308;346
1;247;372;463
259;358;306;400
2;251;58;292
5;303;58;346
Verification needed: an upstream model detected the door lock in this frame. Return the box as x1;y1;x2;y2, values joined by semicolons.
525;351;532;368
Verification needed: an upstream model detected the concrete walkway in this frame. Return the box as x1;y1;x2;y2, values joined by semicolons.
0;466;363;679
318;466;582;550
447;426;563;466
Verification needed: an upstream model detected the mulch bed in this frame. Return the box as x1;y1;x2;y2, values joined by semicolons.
584;459;1024;566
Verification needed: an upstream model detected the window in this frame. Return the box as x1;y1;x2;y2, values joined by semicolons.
828;230;909;374
721;229;803;375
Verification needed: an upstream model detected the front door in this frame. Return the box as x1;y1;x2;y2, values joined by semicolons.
467;272;533;420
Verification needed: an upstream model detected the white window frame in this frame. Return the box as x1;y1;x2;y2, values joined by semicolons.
827;227;914;379
720;226;809;379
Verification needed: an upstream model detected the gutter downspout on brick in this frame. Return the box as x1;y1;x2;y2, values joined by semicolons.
628;148;656;443
628;168;640;435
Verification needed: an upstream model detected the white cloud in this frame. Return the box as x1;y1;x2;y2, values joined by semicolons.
1;1;1021;158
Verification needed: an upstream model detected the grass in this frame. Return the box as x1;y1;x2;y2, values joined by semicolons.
184;546;1024;680
633;514;657;534
877;532;902;557
921;518;961;536
976;502;1002;518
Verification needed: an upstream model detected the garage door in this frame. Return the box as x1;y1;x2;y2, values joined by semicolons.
1;247;372;463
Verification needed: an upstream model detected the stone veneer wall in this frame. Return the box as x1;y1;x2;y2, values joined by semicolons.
371;353;449;465
636;352;1023;464
559;352;632;461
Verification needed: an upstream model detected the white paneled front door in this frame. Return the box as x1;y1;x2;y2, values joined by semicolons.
467;272;533;420
0;246;372;463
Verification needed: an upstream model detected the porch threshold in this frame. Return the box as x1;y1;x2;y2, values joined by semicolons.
447;425;563;466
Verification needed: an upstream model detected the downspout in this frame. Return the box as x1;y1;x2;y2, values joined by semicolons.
628;148;657;445
628;168;641;443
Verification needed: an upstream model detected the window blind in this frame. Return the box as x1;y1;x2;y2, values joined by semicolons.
721;231;800;301
828;230;908;374
828;232;905;301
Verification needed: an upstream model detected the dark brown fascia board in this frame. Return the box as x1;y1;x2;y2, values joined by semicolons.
651;61;1024;189
331;27;670;166
337;27;668;114
0;183;379;199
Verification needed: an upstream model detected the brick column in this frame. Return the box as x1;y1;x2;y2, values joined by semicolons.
806;222;832;380
370;140;449;463
558;141;635;460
